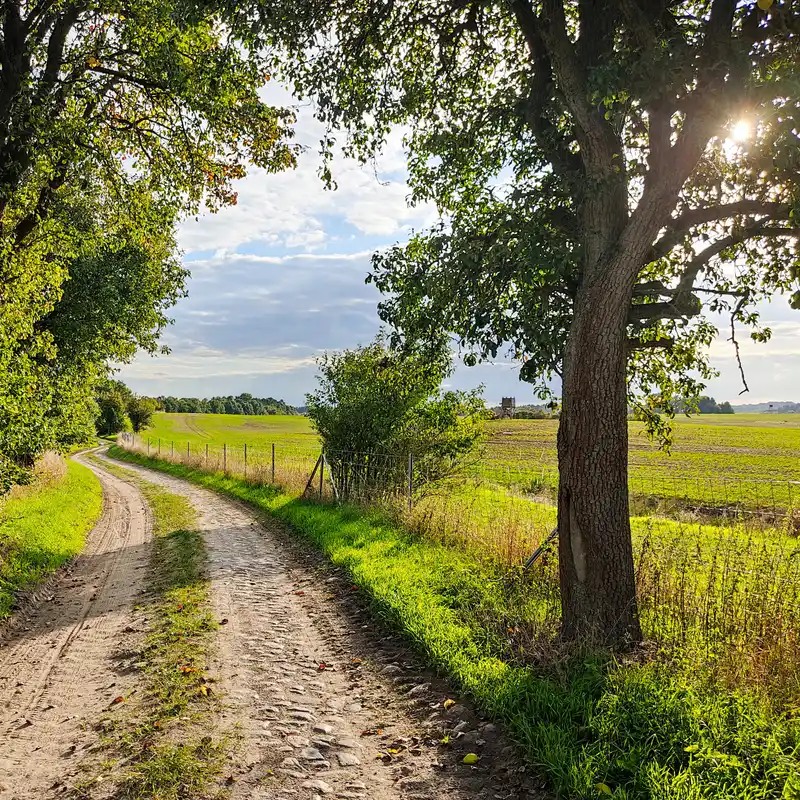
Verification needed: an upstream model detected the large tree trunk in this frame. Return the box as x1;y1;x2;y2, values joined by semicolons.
556;272;642;649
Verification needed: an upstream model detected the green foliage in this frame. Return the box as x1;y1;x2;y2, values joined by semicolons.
306;337;487;487
267;0;800;424
0;458;103;618
127;396;159;433
0;0;296;490
96;381;133;437
158;393;296;415
108;447;800;800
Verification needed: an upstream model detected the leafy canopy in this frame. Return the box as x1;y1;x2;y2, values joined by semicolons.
266;1;800;423
0;0;297;487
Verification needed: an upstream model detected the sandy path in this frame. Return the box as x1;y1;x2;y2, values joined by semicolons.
0;453;152;799
95;453;542;800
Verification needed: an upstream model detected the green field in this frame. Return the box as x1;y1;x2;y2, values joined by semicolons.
140;412;800;512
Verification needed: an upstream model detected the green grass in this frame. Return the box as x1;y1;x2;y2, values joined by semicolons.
140;412;800;512
107;446;800;800
79;455;226;800
0;458;102;618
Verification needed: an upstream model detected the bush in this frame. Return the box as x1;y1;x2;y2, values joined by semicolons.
127;395;158;432
306;337;487;493
96;382;132;436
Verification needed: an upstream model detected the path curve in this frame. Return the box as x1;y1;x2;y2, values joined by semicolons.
95;452;540;800
0;452;152;798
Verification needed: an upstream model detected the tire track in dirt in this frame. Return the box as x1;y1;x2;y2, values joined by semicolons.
96;453;545;800
0;453;152;799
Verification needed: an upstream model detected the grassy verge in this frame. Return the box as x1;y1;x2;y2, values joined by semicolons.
107;446;800;800
79;455;227;800
0;457;102;619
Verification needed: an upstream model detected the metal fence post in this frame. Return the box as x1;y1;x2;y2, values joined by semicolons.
271;443;275;484
223;442;227;474
244;443;248;478
407;452;414;513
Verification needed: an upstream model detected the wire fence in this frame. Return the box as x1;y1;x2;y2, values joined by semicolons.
119;433;800;534
117;431;800;688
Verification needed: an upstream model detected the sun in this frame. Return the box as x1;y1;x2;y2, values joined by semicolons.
731;119;752;142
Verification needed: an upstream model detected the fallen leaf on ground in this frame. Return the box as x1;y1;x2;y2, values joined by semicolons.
219;618;229;625
443;698;456;710
462;753;479;764
111;696;125;705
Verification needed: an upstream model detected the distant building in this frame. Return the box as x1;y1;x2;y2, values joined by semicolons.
498;397;516;419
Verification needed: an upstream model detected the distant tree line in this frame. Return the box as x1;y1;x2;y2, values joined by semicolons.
734;401;800;414
674;396;735;415
157;394;297;416
512;404;560;420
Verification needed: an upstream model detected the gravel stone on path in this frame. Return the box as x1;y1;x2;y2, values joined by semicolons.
92;451;548;800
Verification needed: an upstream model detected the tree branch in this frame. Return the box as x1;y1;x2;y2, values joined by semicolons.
509;0;583;179
729;295;750;395
651;201;791;260
12;160;69;245
88;65;167;91
674;224;800;296
627;336;674;351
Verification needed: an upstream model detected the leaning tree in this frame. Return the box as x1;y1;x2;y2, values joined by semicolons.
266;0;800;646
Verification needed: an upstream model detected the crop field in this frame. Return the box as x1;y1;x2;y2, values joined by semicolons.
141;412;800;513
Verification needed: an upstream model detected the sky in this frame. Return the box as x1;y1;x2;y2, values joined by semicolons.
118;84;800;408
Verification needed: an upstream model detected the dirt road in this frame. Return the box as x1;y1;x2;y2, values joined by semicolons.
0;453;151;798
0;452;540;799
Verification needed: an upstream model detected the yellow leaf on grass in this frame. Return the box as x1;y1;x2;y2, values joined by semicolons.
595;783;613;795
443;698;456;710
462;753;479;765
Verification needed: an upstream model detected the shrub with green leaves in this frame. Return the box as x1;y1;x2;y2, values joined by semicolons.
306;337;487;493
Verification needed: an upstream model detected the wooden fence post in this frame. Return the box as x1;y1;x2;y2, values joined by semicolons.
244;443;248;478
223;442;227;474
271;443;275;484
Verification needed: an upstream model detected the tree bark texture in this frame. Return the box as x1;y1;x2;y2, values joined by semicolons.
557;266;643;648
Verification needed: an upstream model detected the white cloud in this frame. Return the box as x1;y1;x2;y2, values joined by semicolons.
176;83;435;255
